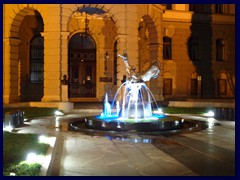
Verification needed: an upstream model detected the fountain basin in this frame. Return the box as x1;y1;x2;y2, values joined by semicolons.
73;114;185;132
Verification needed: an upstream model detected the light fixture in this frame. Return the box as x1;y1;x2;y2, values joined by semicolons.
55;110;64;116
26;152;44;164
84;15;89;36
204;110;215;117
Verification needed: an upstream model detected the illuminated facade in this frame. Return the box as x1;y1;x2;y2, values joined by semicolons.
3;4;235;104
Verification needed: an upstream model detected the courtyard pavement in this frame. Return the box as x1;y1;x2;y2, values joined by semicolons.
14;110;235;176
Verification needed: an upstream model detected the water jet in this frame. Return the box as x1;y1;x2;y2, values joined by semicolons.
71;50;191;133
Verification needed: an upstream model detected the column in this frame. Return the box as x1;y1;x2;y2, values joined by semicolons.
41;31;61;102
60;31;70;102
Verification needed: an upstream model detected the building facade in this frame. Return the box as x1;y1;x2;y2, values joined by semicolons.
3;4;235;105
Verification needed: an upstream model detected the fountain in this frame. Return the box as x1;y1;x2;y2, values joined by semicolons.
70;50;188;132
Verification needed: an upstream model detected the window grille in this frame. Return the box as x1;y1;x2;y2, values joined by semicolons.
30;35;44;83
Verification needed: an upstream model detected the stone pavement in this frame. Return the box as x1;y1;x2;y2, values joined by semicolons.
15;112;235;176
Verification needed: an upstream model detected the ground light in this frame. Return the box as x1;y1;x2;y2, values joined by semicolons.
26;152;44;164
204;110;215;117
9;172;16;176
38;135;55;147
55;110;64;116
206;118;215;129
3;125;13;132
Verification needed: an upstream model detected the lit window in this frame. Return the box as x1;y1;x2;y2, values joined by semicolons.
163;36;172;60
30;35;44;83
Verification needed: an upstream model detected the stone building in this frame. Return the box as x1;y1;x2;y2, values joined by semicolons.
3;4;235;106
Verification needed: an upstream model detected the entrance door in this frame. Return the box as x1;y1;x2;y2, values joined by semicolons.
68;33;96;98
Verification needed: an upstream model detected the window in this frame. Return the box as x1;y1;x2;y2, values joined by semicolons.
30;35;44;83
215;4;224;14
163;36;172;60
190;79;198;95
162;4;172;10
188;37;199;61
189;4;203;13
218;79;227;95
69;33;96;49
216;39;226;61
163;78;172;95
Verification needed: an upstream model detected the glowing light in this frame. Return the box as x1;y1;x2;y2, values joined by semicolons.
55;116;60;128
153;108;164;114
10;172;16;176
102;121;106;127
117;122;121;128
204;110;215;117
88;120;93;125
38;135;56;147
26;152;44;164
207;118;215;129
55;110;64;116
3;125;13;132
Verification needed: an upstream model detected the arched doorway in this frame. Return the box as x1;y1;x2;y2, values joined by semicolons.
18;10;44;102
68;33;96;98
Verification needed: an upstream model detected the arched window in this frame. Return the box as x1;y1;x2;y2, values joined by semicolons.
30;35;44;83
216;39;226;61
163;36;172;60
188;37;199;61
69;33;96;49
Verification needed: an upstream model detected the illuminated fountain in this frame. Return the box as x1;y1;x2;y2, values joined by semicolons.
70;50;188;132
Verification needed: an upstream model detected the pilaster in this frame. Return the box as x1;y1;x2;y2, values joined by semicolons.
41;31;61;102
3;37;21;104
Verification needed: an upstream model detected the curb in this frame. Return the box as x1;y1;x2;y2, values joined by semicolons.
39;137;56;176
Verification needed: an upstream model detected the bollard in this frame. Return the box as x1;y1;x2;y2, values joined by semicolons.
4;110;25;129
215;108;220;119
229;108;235;121
214;107;235;121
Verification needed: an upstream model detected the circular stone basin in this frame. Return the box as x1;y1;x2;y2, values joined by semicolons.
84;114;184;132
69;114;214;135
